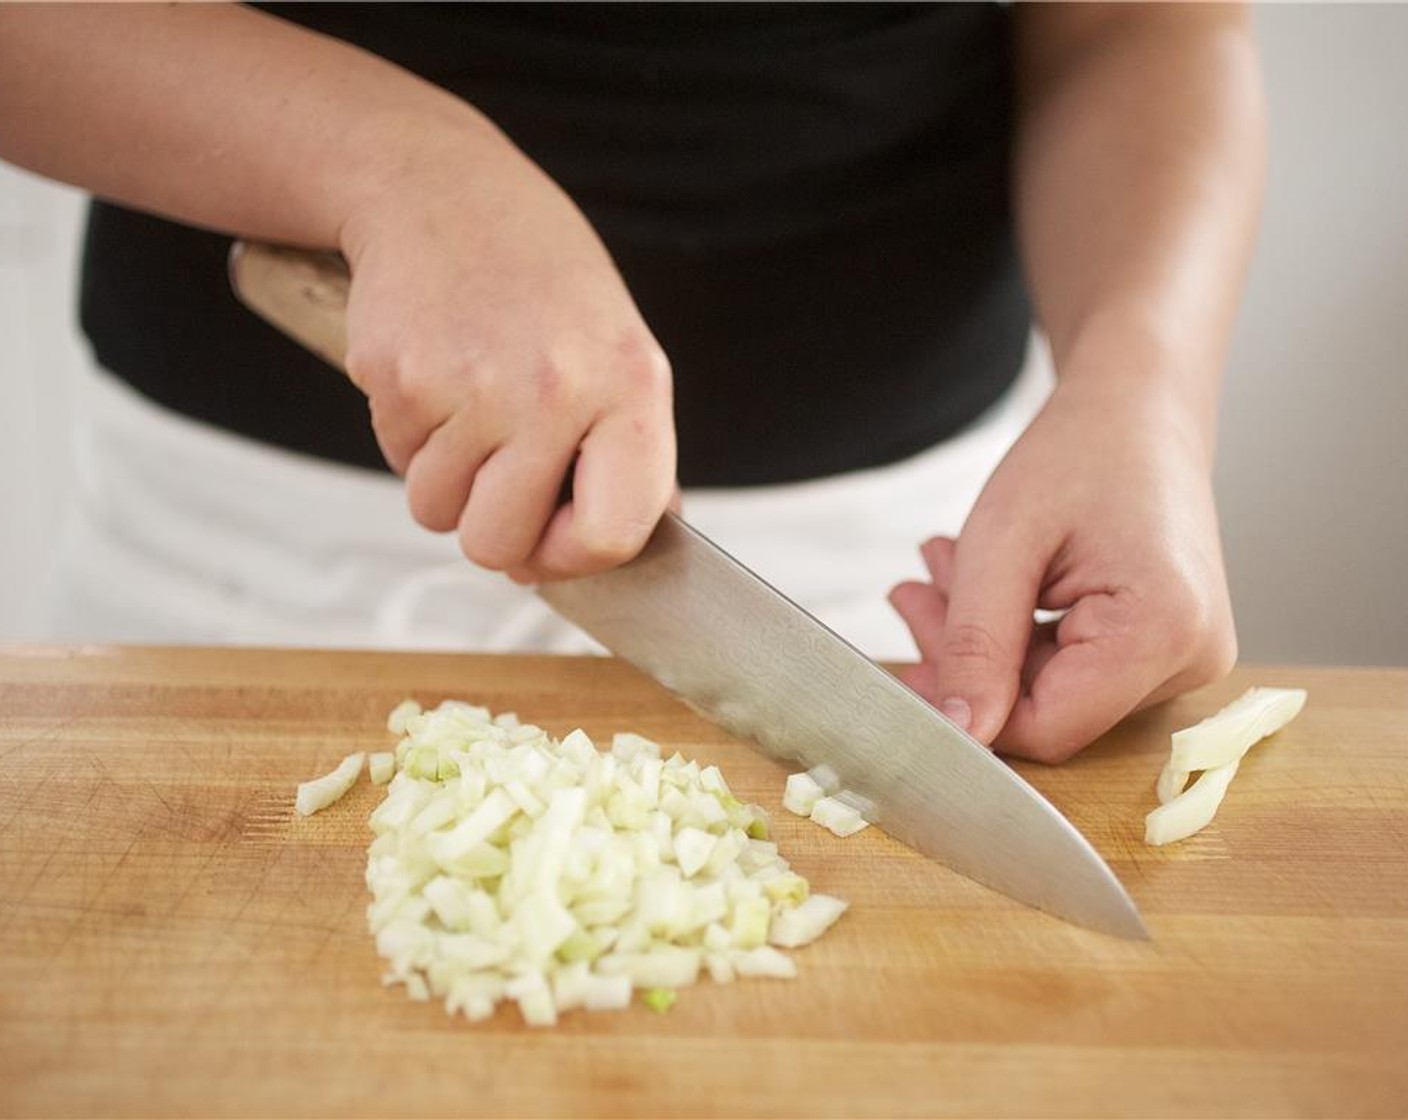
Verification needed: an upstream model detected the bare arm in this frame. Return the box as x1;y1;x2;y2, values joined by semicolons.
892;4;1265;760
1013;1;1266;453
0;3;493;246
0;3;676;581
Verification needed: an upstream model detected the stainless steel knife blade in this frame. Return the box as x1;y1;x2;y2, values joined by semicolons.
540;514;1148;940
227;239;1147;940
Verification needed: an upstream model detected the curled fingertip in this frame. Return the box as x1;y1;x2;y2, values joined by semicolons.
938;696;973;732
887;581;928;608
919;536;958;584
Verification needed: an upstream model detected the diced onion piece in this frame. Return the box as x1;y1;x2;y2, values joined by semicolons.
611;732;661;763
673;827;716;878
598;947;702;989
731;946;798;980
705;952;736;985
769;894;849;948
368;752;396;785
581;973;633;1012
506;972;557;1028
730;896;772;949
437;933;508;971
422;876;475;932
762;872;809;906
426;788;517;865
806;765;840;796
809;795;868;838
1168;687;1308;773
1144;760;1241;846
410;794;458;836
295;752;365;817
446;978;497;1023
782;772;827;817
702;922;732;953
834;789;877;821
387;700;422;735
404;747;439;780
515;891;579;966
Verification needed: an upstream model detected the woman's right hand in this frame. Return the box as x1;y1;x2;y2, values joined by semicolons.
338;121;677;583
0;4;676;581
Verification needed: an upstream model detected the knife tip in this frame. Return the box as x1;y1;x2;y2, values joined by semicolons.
1077;892;1151;942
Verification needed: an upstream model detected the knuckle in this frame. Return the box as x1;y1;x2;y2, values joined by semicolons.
367;344;483;418
458;526;521;573
1153;580;1233;669
363;352;423;416
1138;572;1204;649
461;543;513;573
1003;715;1106;766
580;537;638;568
940;621;1007;668
343;339;389;395
350;342;430;410
1188;623;1239;689
1160;610;1204;660
1028;737;1085;766
615;329;673;399
532;352;577;412
1208;627;1239;679
368;415;414;476
997;716;1087;766
580;514;656;566
405;482;455;534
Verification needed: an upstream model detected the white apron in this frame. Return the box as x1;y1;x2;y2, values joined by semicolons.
46;343;1051;659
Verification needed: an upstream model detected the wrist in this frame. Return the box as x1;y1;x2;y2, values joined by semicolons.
333;103;513;266
1047;303;1225;464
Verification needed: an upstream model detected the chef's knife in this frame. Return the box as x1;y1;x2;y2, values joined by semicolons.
229;241;1148;940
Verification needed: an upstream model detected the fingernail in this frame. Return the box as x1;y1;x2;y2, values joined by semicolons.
939;697;972;730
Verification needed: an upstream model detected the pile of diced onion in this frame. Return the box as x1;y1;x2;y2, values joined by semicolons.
329;700;848;1026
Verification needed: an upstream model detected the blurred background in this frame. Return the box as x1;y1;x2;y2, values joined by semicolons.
1;5;1405;664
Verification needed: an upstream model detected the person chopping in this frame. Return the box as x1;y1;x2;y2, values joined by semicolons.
0;3;1264;761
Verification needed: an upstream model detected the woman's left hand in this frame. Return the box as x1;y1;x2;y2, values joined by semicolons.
888;374;1237;763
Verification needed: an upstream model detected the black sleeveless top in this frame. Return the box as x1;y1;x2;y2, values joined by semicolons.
80;2;1030;487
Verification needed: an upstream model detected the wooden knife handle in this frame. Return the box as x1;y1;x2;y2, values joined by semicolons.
228;241;352;370
228;239;582;505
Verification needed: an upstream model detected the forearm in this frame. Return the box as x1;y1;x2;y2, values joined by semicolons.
0;2;502;250
1013;3;1266;456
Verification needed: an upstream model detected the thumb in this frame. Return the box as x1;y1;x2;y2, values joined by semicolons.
929;523;1045;745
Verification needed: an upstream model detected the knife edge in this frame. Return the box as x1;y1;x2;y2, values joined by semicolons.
540;514;1148;941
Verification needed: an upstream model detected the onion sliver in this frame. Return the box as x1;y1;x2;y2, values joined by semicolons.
295;752;365;817
1145;760;1241;846
1145;685;1306;845
1167;687;1308;779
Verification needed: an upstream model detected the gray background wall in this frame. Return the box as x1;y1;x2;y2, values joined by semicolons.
1213;5;1408;665
2;5;1405;664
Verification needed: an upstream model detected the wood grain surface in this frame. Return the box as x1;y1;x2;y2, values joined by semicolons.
1;645;1405;1119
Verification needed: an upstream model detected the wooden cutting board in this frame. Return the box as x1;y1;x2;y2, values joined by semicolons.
1;646;1405;1118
